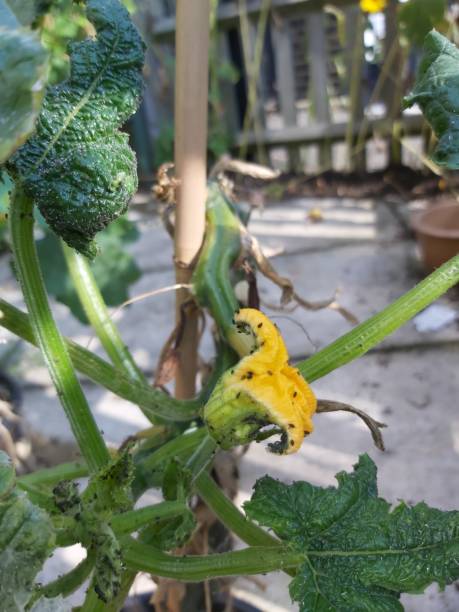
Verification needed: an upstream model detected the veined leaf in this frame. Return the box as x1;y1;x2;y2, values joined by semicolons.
0;0;48;163
148;458;196;551
0;451;55;611
404;31;459;168
244;455;459;611
7;0;145;258
82;449;134;519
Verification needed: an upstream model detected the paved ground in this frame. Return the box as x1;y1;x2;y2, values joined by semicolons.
1;194;458;610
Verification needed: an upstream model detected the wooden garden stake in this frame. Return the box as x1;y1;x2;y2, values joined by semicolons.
174;0;210;398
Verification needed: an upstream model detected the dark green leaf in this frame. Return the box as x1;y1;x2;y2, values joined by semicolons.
162;458;192;502
142;509;196;552
0;451;55;611
0;1;48;163
245;455;459;611
0;451;15;498
404;31;459;168
92;522;123;603
7;0;145;257
398;0;446;47
36;216;141;324
148;458;196;551
82;450;134;520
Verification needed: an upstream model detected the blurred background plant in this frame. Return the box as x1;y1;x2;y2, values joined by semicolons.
127;0;455;179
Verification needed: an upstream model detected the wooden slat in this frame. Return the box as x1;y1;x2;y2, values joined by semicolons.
218;32;240;133
271;13;300;170
248;16;267;130
153;0;359;38
306;11;332;168
235;114;423;148
345;5;366;171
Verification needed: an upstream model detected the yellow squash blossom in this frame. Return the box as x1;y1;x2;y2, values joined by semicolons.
360;0;387;13
204;308;317;454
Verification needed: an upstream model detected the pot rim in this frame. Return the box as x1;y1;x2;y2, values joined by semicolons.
411;202;459;240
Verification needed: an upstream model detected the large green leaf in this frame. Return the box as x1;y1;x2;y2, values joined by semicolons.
0;451;55;611
36;216;141;324
404;31;459;168
7;0;145;258
398;0;447;47
244;455;459;611
0;1;48;163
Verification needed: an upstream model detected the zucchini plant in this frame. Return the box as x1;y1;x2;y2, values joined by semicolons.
1;1;459;610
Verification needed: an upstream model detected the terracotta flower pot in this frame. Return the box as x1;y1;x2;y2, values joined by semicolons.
412;203;459;272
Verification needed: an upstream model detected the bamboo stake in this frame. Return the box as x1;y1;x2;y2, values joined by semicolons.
174;0;210;398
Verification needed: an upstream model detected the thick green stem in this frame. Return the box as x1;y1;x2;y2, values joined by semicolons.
36;552;95;600
133;427;206;495
298;254;459;382
195;471;277;547
101;571;137;612
17;481;56;512
18;461;88;487
186;433;217;480
195;472;296;579
62;243;146;384
123;539;301;581
80;587;104;612
111;501;186;535
0;298;200;421
9;188;109;472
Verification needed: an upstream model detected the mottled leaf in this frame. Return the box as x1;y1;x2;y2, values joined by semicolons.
146;458;196;551
0;451;15;498
91;522;124;603
7;0;145;257
404;31;459;168
245;454;459;612
0;1;48;163
142;509;196;552
82;449;134;520
0;451;55;611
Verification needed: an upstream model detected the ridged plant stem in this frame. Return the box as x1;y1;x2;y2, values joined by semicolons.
123;539;301;580
62;243;146;385
0;298;201;421
195;471;277;547
9;187;110;472
299;254;459;382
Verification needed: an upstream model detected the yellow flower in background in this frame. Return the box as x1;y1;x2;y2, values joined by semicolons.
204;308;317;455
360;0;387;13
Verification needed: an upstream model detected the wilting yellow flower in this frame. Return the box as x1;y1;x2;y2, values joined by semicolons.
360;0;386;13
204;309;317;454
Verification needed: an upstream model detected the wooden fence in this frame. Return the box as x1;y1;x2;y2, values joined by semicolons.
135;0;425;175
